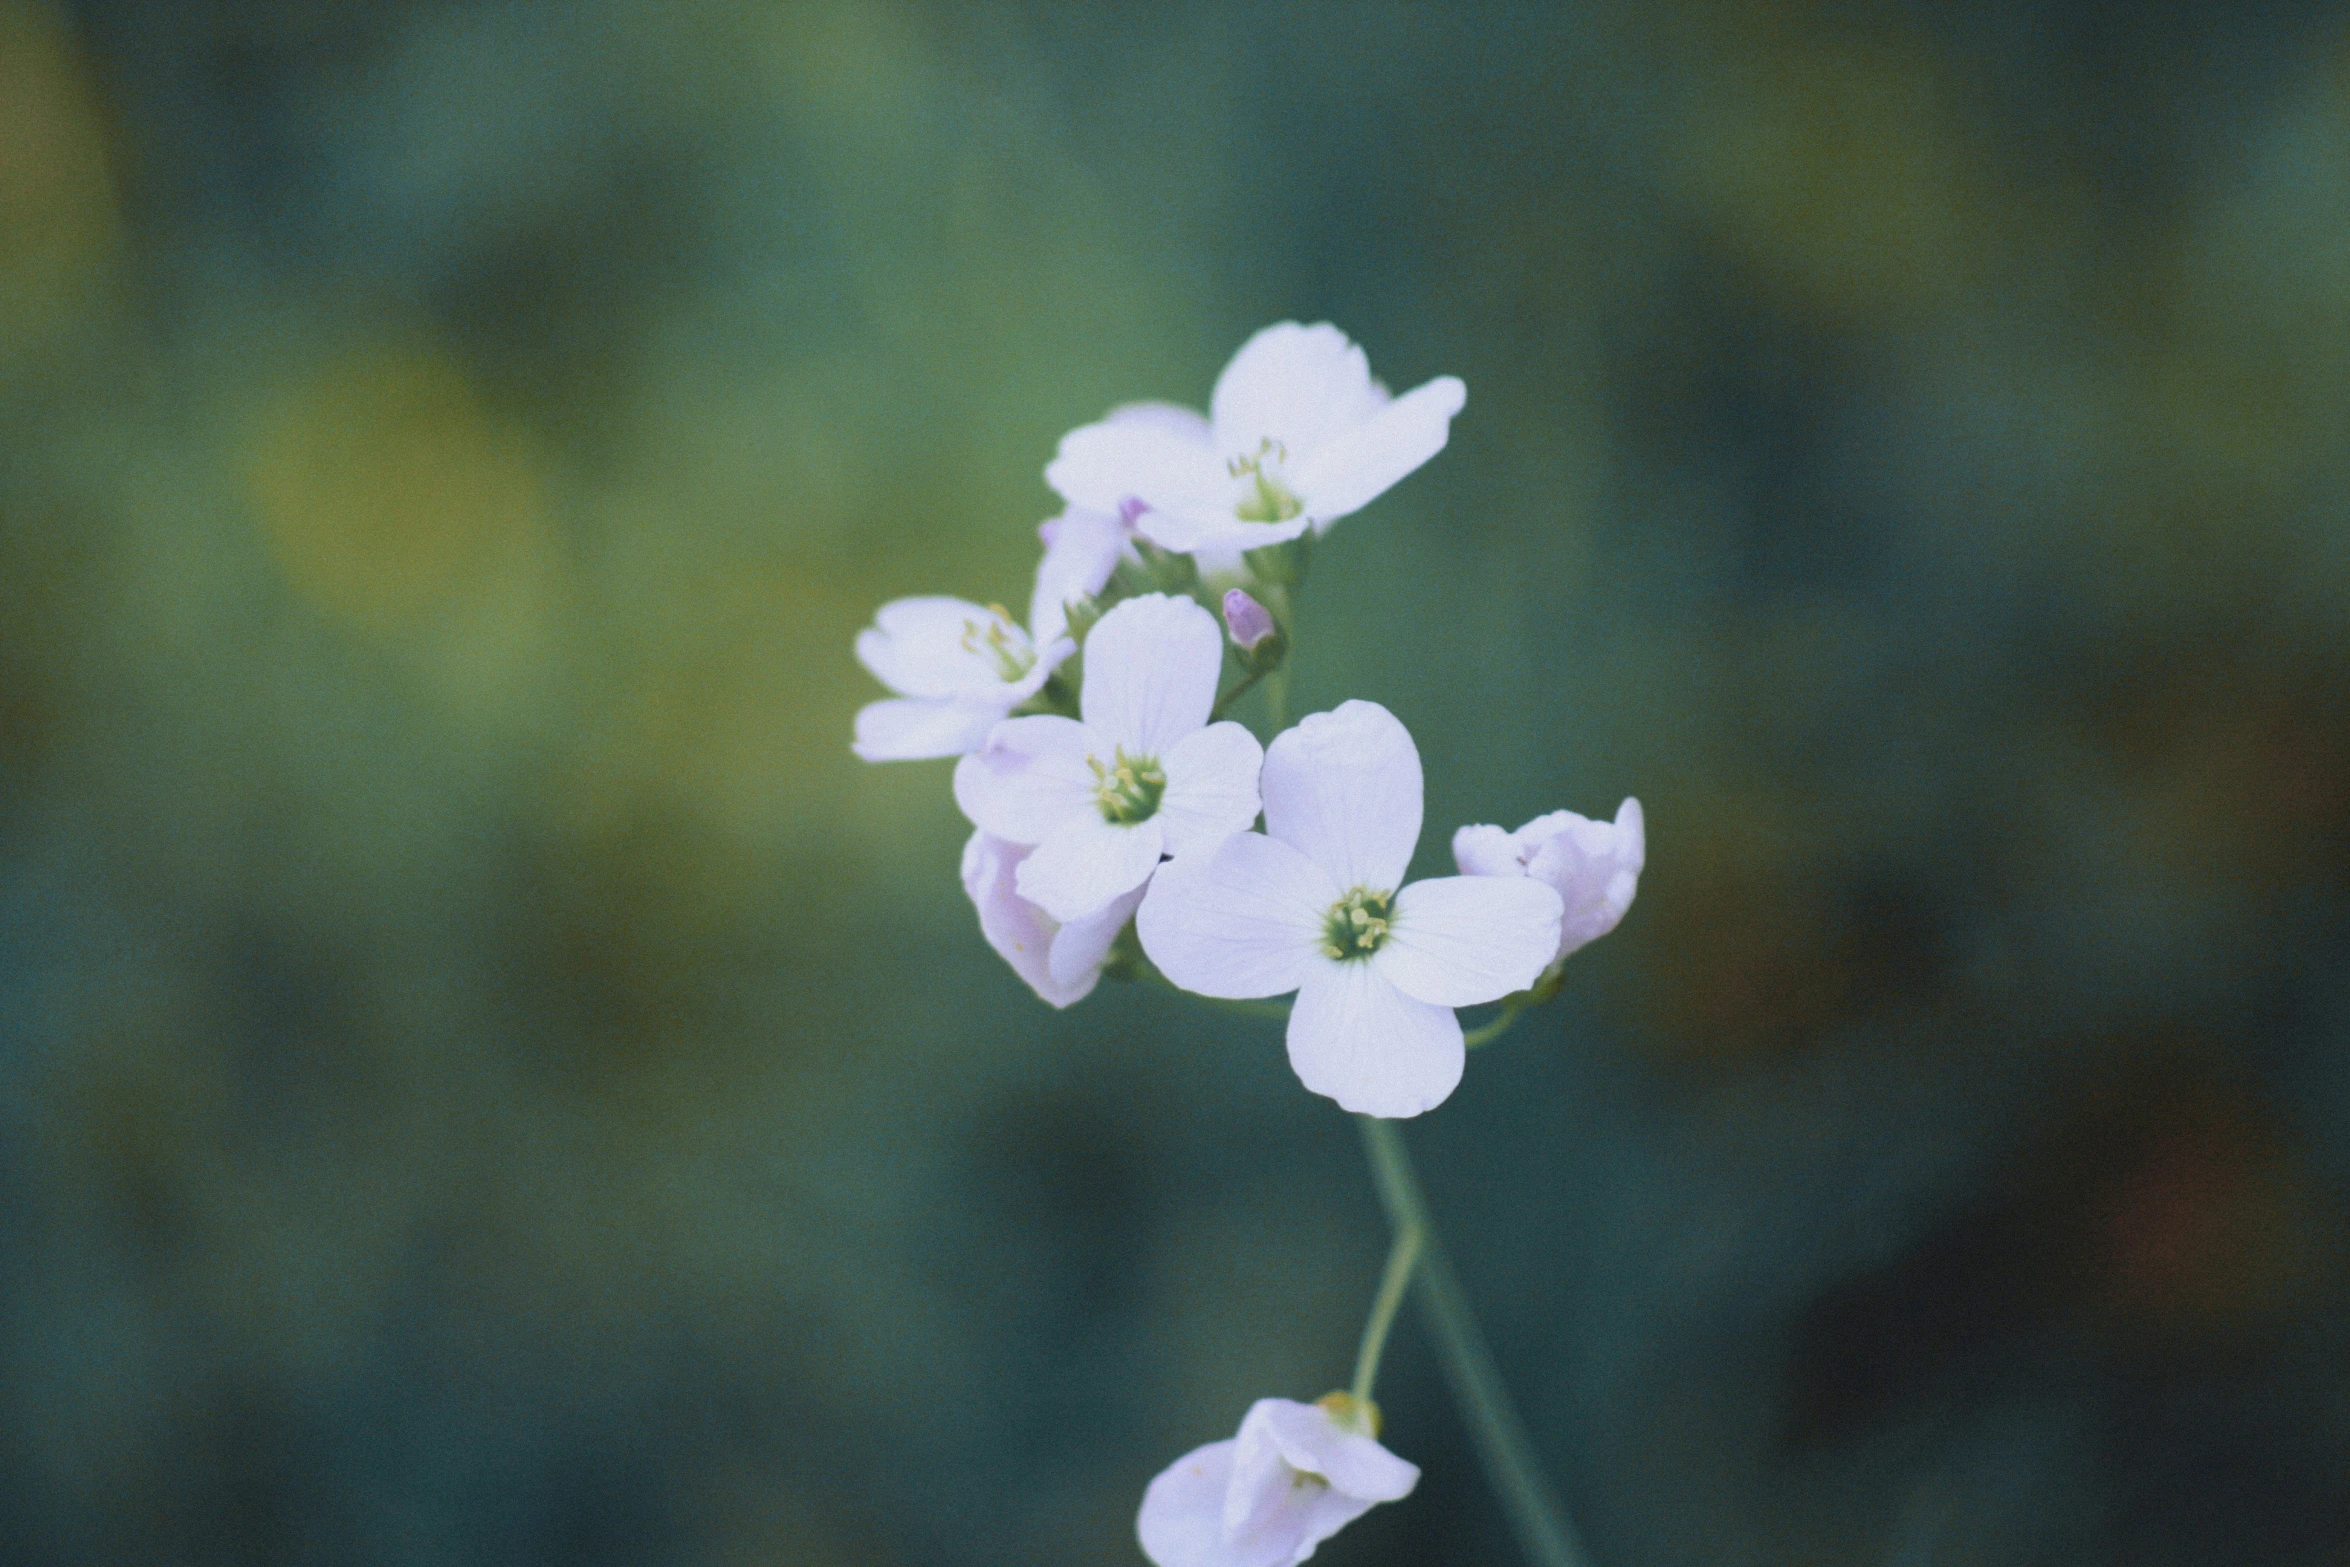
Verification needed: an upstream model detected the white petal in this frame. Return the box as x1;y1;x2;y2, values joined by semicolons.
1138;832;1334;1000
1107;399;1215;443
1290;375;1465;529
1137;1438;1253;1567
1262;700;1423;893
951;716;1100;844
1081;593;1223;757
1157;721;1265;856
1526;796;1645;958
1450;822;1525;878
1046;414;1226;517
1029;508;1130;645
1253;1400;1421;1505
1017;811;1166;924
851;696;1003;762
1048;882;1143;989
1286;961;1463;1118
857;596;1028;699
1224;1402;1315;1549
961;833;1094;1009
1376;875;1564;1007
1130;505;1314;555
1210;322;1388;463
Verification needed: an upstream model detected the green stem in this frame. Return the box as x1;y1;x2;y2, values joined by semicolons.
1209;665;1269;723
1351;1215;1423;1405
1356;1117;1589;1567
1462;1002;1527;1050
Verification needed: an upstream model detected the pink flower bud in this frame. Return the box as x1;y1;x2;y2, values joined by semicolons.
1222;589;1276;652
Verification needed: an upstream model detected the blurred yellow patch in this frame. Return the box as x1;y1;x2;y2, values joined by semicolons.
0;0;120;343
244;345;548;633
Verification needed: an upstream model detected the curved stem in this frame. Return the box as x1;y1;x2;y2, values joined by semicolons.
1462;1002;1526;1050
1210;665;1269;723
1350;1217;1422;1405
1356;1117;1590;1567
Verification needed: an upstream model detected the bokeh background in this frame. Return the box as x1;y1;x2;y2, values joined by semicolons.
6;1;2350;1561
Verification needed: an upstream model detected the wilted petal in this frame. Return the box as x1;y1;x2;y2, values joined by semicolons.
1139;1439;1257;1567
1210;322;1388;463
1262;701;1423;893
1289;375;1466;528
1017;811;1166;924
1158;721;1265;856
1287;960;1464;1118
1138;832;1334;999
952;716;1100;844
851;696;1002;762
1081;593;1223;758
1048;882;1144;990
1376;876;1563;1008
1047;414;1226;518
962;833;1093;1008
1254;1400;1421;1505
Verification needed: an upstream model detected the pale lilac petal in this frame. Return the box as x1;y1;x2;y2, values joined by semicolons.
1223;1403;1310;1547
1157;721;1265;856
1286;1489;1380;1563
1450;822;1523;878
961;833;1097;1008
851;696;1003;762
1287;960;1464;1117
1081;593;1223;757
1017;811;1166;924
1528;796;1645;958
1138;1438;1254;1567
1262;701;1423;893
1029;508;1130;645
857;596;1032;699
1210;322;1388;462
1376;876;1563;1008
1107;399;1215;444
951;716;1100;844
1048;882;1143;989
1138;832;1334;1000
1046;414;1226;517
1289;375;1465;529
1255;1401;1421;1505
1130;504;1315;556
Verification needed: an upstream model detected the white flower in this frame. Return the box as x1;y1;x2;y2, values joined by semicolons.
851;597;1069;763
1137;1396;1418;1567
852;510;1132;763
1045;322;1467;556
953;593;1264;923
1137;701;1562;1118
1453;798;1645;962
961;831;1140;1008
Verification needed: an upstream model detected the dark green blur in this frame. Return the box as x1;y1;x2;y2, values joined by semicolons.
4;2;2349;1562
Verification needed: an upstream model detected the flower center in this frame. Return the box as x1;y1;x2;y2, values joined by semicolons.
960;606;1035;683
1229;438;1303;524
1321;888;1395;960
1089;747;1165;825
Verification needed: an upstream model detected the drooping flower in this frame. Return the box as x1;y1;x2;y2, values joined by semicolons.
954;593;1263;923
1046;322;1467;556
1137;701;1562;1118
851;597;1069;763
1453;798;1645;962
1137;1394;1418;1567
961;831;1140;1008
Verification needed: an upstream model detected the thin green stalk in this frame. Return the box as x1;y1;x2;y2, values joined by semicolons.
1350;1218;1423;1405
1463;1002;1527;1050
1210;665;1269;723
1356;1117;1589;1567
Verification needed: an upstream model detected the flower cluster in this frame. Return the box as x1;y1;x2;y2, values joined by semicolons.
852;321;1644;1563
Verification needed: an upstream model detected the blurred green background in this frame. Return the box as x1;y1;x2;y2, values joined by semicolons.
6;1;2350;1562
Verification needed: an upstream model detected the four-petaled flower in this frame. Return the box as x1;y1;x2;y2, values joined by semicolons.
852;596;1066;762
1454;797;1645;962
1046;322;1467;556
1137;701;1563;1118
1137;1394;1418;1567
960;831;1141;1008
954;593;1264;923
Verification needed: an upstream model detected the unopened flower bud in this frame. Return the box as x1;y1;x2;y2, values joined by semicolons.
1222;589;1276;653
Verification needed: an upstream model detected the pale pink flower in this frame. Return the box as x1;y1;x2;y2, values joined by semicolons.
960;832;1139;1008
1453;798;1644;962
1138;1397;1418;1567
